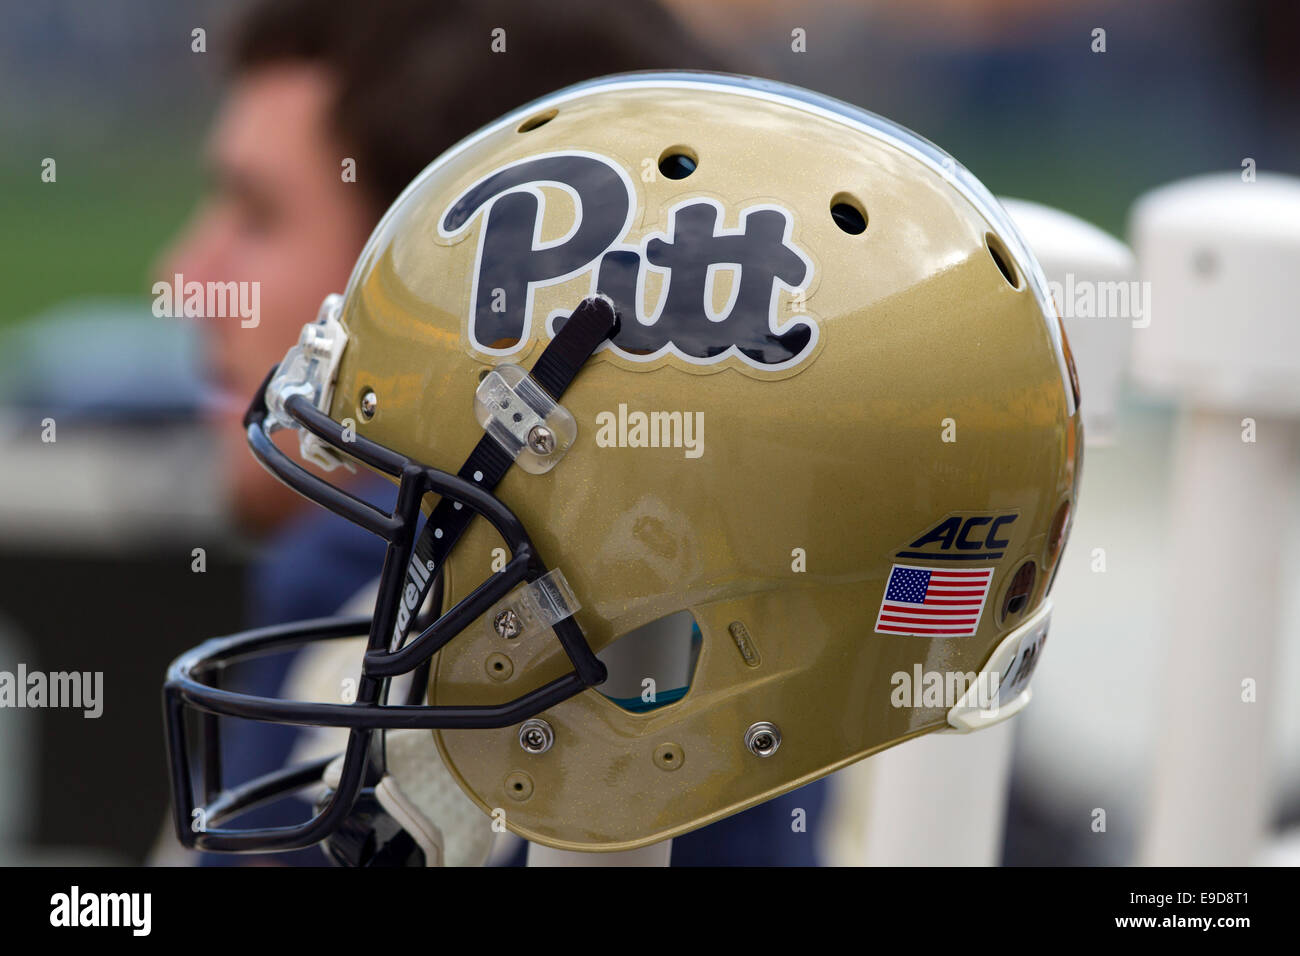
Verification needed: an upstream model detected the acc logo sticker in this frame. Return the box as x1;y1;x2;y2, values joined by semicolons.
873;512;1017;637
439;151;817;372
897;512;1018;561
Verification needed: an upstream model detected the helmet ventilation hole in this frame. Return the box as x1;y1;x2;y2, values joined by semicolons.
986;233;1020;289
1044;499;1072;595
658;148;697;180
1001;561;1037;622
830;193;867;235
516;109;557;133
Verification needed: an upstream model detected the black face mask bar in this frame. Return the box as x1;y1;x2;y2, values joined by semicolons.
163;296;618;854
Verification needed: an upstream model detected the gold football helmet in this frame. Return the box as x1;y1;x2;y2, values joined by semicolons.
165;72;1081;859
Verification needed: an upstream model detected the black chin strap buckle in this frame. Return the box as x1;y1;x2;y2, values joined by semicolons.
318;788;426;868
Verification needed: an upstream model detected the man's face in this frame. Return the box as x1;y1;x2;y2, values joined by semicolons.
159;64;375;534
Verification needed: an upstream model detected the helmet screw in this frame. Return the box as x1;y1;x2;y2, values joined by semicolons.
359;389;378;420
518;719;554;754
494;608;523;639
744;721;782;757
527;424;555;455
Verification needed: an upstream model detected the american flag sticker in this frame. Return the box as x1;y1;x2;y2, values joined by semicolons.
874;564;995;637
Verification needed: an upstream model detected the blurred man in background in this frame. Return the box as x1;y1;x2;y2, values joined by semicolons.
154;0;828;866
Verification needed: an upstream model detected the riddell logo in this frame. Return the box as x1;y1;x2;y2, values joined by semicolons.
440;151;817;373
391;558;436;646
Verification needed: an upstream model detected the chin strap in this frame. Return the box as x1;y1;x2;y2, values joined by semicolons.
322;729;496;867
377;729;497;866
323;296;618;866
394;295;618;652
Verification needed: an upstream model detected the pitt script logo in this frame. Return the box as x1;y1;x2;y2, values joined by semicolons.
439;151;818;372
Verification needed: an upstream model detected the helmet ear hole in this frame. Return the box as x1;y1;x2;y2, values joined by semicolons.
596;610;701;713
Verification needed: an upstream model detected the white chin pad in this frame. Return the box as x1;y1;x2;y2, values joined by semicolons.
322;754;345;791
946;599;1051;732
375;729;496;868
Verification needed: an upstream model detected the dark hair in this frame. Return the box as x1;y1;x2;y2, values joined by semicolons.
230;0;729;214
